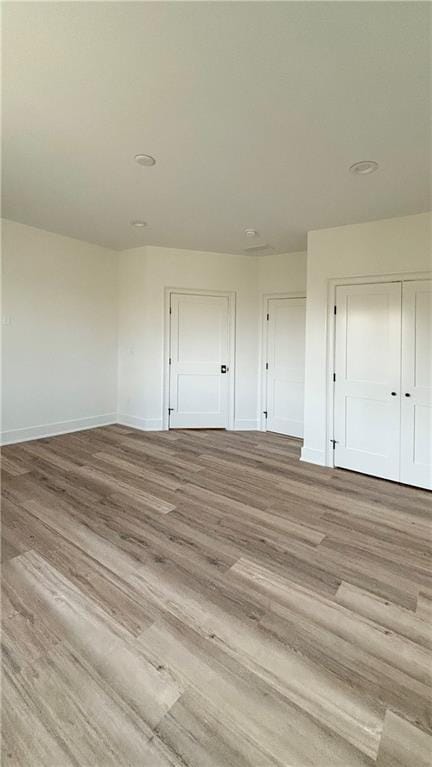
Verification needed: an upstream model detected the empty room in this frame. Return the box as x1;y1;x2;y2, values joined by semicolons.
1;2;431;766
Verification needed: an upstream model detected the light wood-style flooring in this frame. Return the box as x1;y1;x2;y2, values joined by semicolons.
2;425;431;766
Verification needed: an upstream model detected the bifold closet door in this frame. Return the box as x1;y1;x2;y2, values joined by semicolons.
168;293;230;429
400;280;432;490
334;282;402;482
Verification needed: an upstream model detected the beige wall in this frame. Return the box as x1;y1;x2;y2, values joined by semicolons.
258;251;307;295
1;220;118;443
302;212;432;466
1;216;309;440
4;212;429;450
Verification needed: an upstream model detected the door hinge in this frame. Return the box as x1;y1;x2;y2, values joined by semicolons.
169;306;172;315
265;362;269;370
266;313;269;321
330;438;338;449
263;411;268;419
169;357;172;365
333;372;336;382
334;305;337;315
168;407;174;414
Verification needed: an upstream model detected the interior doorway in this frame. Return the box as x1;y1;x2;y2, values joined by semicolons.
165;290;235;429
262;294;306;438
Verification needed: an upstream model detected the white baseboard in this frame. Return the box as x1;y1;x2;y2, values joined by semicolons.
0;413;117;446
119;415;259;432
1;414;262;445
300;445;327;466
232;419;259;431
116;414;164;432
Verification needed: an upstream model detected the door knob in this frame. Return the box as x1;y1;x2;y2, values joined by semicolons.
391;392;397;396
221;365;228;374
404;392;411;397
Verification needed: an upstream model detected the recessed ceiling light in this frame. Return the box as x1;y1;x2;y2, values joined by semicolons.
349;160;379;175
134;154;156;167
130;220;147;228
245;228;259;238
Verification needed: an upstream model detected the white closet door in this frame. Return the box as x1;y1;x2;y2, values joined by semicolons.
334;282;402;481
169;293;230;429
266;297;306;437
401;280;432;490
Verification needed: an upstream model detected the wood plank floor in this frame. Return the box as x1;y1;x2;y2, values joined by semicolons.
1;425;431;766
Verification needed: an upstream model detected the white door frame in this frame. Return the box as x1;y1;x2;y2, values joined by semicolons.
259;292;306;432
326;270;431;468
162;287;236;431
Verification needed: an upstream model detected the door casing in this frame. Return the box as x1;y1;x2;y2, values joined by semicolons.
163;287;236;431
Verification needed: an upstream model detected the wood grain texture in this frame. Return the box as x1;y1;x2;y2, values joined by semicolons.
1;425;431;766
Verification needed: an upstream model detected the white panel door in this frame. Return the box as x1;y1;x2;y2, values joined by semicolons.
334;282;402;481
169;293;230;429
401;280;432;489
266;297;306;437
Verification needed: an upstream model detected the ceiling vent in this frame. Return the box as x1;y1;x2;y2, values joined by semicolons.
243;243;275;256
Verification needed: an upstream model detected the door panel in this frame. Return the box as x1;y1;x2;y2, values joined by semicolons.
400;280;432;489
345;292;396;383
169;293;230;428
334;282;402;481
266;297;306;437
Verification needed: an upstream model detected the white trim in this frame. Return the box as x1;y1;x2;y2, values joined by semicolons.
325;269;432;468
232;419;259;431
0;413;117;446
259;292;306;432
300;446;326;466
162;287;236;431
116;414;163;431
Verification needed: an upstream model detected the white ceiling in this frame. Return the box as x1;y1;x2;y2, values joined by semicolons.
3;2;431;254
